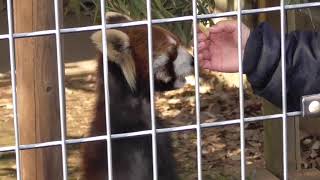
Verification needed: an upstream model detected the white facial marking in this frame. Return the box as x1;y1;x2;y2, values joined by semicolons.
153;54;173;83
155;70;172;83
153;54;169;70
174;46;193;77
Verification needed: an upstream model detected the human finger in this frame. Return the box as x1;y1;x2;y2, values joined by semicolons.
199;59;214;70
201;49;211;59
198;41;207;50
209;33;221;42
198;33;207;41
198;53;204;60
209;20;237;33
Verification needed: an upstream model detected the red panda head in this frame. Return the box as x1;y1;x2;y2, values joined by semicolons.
91;12;194;93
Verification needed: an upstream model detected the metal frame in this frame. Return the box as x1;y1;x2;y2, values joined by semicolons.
236;0;246;179
1;1;320;180
53;0;68;179
280;1;289;179
192;0;203;179
146;0;159;179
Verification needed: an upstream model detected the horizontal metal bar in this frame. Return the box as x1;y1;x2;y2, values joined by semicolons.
198;2;320;20
198;6;281;20
19;140;62;149
199;11;237;19
0;146;15;153
247;111;301;123
286;2;320;10
0;34;9;40
1;16;191;39
0;2;318;40
61;20;147;34
60;24;102;34
153;16;193;23
0;16;191;40
0;111;301;153
0;141;62;153
243;6;281;14
158;124;197;133
13;29;56;38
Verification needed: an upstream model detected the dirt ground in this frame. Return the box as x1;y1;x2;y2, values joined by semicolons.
0;59;268;180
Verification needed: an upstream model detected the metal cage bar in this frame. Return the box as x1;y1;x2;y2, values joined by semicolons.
0;111;303;152
280;0;289;179
0;0;320;179
0;2;319;40
99;0;114;179
191;0;203;179
145;0;159;179
5;0;22;179
53;0;68;179
236;0;246;179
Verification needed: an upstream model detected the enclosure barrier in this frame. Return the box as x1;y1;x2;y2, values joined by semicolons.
1;1;320;180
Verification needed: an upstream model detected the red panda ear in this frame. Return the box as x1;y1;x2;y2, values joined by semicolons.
106;12;132;24
91;29;136;91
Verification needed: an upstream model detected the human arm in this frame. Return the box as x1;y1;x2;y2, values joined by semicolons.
243;23;320;111
198;21;320;111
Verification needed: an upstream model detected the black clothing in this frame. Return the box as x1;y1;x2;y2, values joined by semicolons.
243;23;320;111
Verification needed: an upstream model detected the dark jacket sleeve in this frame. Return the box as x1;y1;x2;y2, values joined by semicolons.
243;23;320;111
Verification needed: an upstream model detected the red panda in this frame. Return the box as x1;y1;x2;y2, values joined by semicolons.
82;12;194;180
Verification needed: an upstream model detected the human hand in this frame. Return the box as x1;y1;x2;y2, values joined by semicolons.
198;20;250;73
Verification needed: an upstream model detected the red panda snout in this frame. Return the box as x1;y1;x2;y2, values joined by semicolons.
152;44;194;91
148;29;194;90
173;46;194;88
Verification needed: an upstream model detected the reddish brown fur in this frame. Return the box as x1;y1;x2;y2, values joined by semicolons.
82;14;185;180
118;26;181;81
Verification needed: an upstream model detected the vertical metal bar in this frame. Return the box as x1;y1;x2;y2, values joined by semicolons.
6;0;22;179
191;0;203;179
53;0;68;179
236;1;246;180
146;0;158;179
99;0;114;180
280;0;288;179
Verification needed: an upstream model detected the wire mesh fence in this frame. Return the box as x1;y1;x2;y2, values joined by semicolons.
0;0;320;180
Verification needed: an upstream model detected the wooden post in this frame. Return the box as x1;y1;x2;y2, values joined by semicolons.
13;0;63;179
263;100;300;178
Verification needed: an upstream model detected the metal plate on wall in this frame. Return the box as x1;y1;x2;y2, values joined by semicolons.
302;94;320;117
